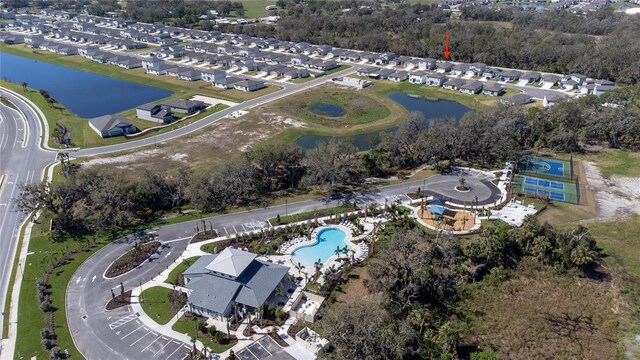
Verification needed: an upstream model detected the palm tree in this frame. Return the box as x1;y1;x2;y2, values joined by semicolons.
341;245;350;259
349;249;356;263
458;177;467;190
334;246;342;259
294;261;304;278
313;259;323;283
257;305;265;327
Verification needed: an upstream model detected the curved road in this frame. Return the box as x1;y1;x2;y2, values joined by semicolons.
0;90;55;349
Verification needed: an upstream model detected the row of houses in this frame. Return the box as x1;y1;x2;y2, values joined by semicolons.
140;58;266;92
7;12;616;97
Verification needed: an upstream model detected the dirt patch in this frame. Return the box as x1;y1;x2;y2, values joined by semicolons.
582;161;640;221
79;111;306;177
106;290;132;310
105;241;161;278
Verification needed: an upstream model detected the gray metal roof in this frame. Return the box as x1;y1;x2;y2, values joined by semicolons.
88;114;132;132
235;260;289;308
183;255;215;276
187;276;241;314
205;247;255;277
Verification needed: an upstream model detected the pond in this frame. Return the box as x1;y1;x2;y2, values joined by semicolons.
0;52;172;118
296;92;472;150
308;102;346;117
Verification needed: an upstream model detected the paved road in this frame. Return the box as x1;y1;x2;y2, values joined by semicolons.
0;92;55;341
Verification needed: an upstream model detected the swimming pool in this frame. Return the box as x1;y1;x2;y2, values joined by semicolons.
291;228;350;268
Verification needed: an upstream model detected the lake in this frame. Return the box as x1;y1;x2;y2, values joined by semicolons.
0;52;172;118
308;102;346;117
296;92;472;150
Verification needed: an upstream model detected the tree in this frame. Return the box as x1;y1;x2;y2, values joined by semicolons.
458;177;467;190
313;258;323;282
21;82;28;92
302;138;361;188
294;261;304;278
321;294;417;360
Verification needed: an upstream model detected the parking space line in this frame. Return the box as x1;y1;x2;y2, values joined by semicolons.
153;339;173;357
241;224;247;231
223;226;229;235
141;334;162;352
130;331;153;346
245;347;260;360
257;341;273;356
121;325;145;340
232;225;238;233
164;343;184;360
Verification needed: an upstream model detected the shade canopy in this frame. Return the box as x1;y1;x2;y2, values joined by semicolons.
429;205;446;215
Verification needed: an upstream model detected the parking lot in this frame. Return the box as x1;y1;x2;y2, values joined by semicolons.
213;219;271;236
235;336;295;360
106;310;191;359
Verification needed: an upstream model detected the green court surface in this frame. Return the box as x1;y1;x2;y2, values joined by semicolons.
518;156;572;180
513;175;578;204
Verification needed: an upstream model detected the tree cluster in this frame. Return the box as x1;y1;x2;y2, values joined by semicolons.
368;88;640;175
321;216;600;359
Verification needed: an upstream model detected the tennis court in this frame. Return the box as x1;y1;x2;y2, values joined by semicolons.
524;177;565;190
518;156;572;179
513;175;578;204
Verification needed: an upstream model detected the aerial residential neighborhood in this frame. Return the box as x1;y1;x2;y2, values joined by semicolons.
0;1;639;360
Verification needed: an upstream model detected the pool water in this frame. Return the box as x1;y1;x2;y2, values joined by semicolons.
291;228;349;267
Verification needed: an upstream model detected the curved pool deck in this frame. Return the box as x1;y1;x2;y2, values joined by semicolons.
287;225;364;275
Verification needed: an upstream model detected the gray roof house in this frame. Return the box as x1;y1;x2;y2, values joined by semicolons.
501;94;533;106
213;76;243;89
426;73;447;87
521;72;541;83
460;80;483;94
88;114;137;138
481;82;505;96
443;77;466;91
161;99;204;114
183;248;290;320
234;79;266;92
136;102;174;124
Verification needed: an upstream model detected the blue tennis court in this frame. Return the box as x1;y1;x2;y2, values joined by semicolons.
524;177;565;190
523;187;565;201
519;157;570;178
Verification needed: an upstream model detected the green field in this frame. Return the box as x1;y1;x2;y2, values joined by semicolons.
140;286;184;325
581;149;640;178
276;87;392;128
233;0;278;18
165;257;200;285
589;214;640;278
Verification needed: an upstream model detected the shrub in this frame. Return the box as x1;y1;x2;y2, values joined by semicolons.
208;325;217;337
214;330;226;344
39;299;52;312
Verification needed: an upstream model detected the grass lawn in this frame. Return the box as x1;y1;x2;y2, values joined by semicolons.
139;286;183;325
172;315;236;353
580;149;640;178
165;257;200;286
13;214;115;360
588;214;640;278
269;203;358;225
273;85;403;132
536;201;595;225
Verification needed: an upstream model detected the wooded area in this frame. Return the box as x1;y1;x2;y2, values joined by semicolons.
13;84;639;237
